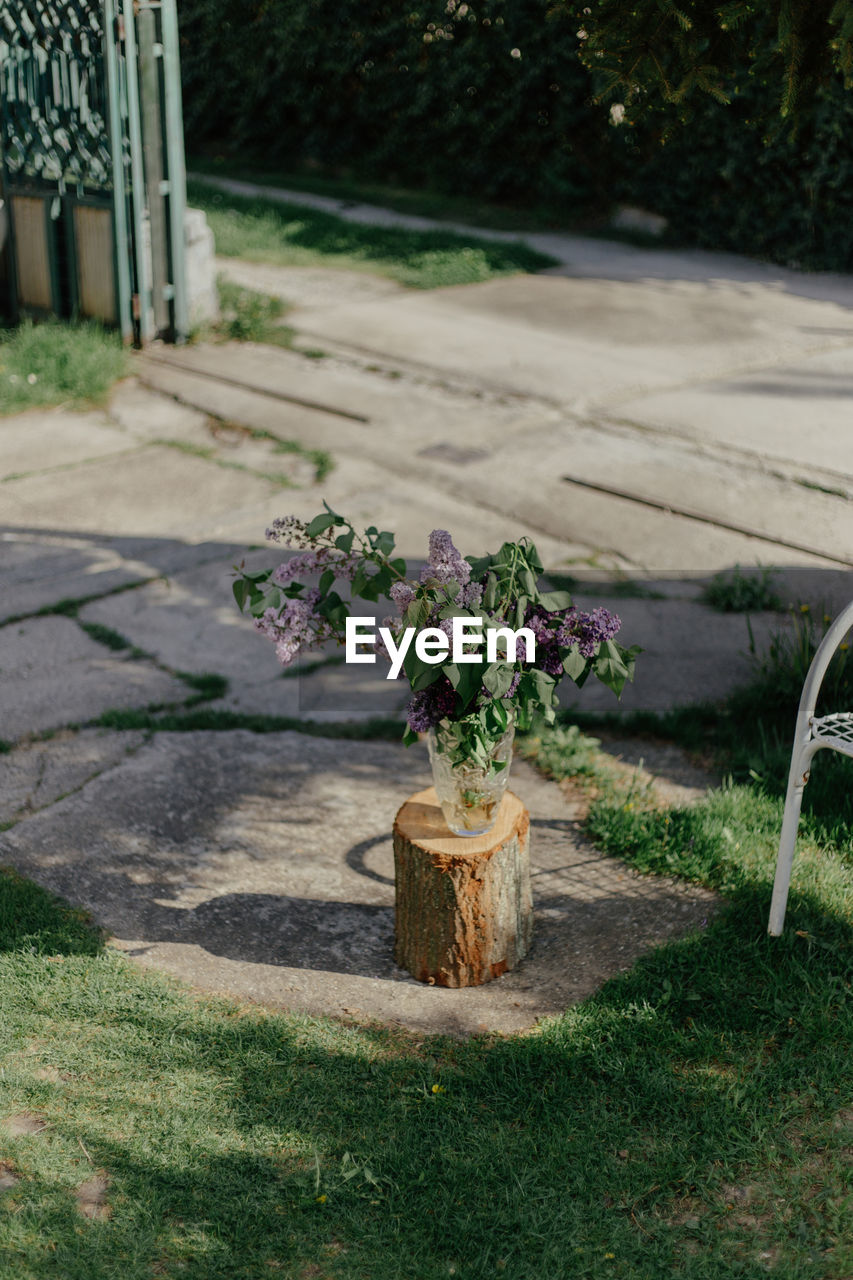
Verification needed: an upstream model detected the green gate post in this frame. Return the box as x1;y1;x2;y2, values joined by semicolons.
122;0;156;344
137;2;170;337
161;0;189;342
103;0;134;343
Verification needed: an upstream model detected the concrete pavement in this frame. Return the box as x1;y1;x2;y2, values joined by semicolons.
2;212;852;1033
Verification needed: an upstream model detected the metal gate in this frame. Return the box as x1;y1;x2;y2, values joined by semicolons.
0;0;188;343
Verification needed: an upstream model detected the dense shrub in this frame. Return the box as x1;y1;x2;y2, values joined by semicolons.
179;0;613;214
614;30;853;270
179;0;853;269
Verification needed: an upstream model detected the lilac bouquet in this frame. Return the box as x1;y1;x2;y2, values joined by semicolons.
233;506;638;773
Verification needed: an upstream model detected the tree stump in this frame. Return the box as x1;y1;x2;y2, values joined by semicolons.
393;787;533;988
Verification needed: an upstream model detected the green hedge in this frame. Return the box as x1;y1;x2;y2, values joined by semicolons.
612;23;853;272
179;0;612;213
179;0;853;270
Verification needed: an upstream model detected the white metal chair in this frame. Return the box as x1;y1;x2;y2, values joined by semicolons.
768;600;853;935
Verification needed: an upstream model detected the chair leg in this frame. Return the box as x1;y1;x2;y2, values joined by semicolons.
768;751;809;936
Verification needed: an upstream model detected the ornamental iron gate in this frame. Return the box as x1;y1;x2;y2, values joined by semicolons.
0;0;188;343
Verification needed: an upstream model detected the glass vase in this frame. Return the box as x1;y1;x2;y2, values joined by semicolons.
427;717;515;837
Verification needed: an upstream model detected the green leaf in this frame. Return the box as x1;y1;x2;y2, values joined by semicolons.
403;644;447;694
372;565;393;597
562;648;588;682
241;568;273;583
491;697;509;731
335;530;355;553
402;726;419;747
482;663;516;698
454;662;484;710
410;663;444;693
593;639;639;697
318;568;335;595
539;590;574;611
467;554;492;581
306;513;337;537
374;531;395;557
526;541;544;574
404;598;430;630
232;579;250;611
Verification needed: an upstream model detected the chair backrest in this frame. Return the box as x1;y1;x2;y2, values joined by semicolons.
791;601;853;740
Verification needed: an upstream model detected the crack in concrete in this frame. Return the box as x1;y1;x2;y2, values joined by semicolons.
1;443;149;486
2;730;152;830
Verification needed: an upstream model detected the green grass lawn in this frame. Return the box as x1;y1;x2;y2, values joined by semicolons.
0;321;129;416
1;714;850;1277
187;179;558;290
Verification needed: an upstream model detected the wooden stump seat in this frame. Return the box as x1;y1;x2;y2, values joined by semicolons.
392;787;533;988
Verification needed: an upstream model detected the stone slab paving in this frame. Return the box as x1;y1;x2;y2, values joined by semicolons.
0;531;250;624
0;406;136;479
1;445;283;540
140;343;850;573
197;447;583;567
0;615;187;741
78;556;409;722
0;728;147;826
290;275;853;409
502;418;853;564
218;258;405;309
0;732;716;1036
563;596;792;715
615;346;853;483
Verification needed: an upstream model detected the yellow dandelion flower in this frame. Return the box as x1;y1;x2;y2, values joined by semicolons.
432;1083;445;1094
800;603;810;613
605;1253;615;1260
316;1194;327;1203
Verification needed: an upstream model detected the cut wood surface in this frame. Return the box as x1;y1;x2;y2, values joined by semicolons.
393;787;533;988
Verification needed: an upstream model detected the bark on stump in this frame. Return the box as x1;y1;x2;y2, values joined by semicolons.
393;786;533;988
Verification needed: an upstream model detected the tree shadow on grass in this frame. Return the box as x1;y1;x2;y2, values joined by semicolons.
1;887;849;1280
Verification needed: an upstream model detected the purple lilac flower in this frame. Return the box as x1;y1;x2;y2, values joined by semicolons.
420;529;471;588
374;616;405;665
405;676;458;732
557;606;621;658
265;516;309;545
461;580;483;609
504;671;522;699
523;602;621;674
272;547;359;586
253;596;331;667
523;605;564;676
390;581;416;613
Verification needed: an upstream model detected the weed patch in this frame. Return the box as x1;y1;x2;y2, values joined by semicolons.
214;277;296;346
0;321;128;415
702;565;784;614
